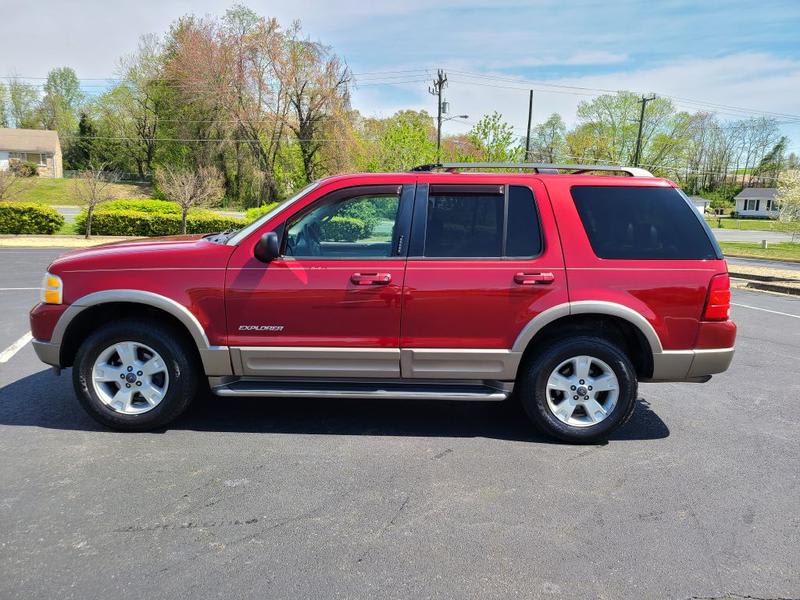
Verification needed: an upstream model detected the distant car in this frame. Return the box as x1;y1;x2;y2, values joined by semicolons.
30;162;736;442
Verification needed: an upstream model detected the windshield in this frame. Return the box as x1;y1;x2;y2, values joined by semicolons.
225;181;320;245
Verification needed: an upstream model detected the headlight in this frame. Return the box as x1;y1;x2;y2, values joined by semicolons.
41;272;63;305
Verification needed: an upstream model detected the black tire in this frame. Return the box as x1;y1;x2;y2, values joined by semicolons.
518;335;637;443
73;319;199;431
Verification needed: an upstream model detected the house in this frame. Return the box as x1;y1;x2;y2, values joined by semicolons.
689;196;710;215
734;187;779;219
0;128;63;178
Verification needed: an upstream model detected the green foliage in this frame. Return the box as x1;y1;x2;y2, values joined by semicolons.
100;199;182;213
244;202;280;221
357;110;437;171
466;112;522;163
9;160;39;177
320;216;367;242
0;202;65;234
74;208;246;236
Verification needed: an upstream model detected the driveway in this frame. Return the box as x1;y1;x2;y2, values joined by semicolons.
1;248;798;600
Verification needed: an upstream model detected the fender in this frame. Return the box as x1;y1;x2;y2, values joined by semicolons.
51;289;232;376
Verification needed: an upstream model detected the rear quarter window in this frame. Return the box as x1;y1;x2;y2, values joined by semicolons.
571;186;720;260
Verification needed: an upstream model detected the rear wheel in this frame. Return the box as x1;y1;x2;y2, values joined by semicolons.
73;320;198;431
518;336;637;443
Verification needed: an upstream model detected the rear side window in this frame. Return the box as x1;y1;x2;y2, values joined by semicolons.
571;186;718;260
422;185;542;258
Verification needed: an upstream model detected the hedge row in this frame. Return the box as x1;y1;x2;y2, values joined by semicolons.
244;202;280;221
100;199;183;213
320;216;369;242
75;209;246;236
0;202;65;234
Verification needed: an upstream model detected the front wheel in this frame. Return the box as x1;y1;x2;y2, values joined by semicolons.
73;320;198;431
518;336;637;443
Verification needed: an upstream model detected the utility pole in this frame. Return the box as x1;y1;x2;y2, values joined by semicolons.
429;70;447;163
633;94;656;167
525;90;534;161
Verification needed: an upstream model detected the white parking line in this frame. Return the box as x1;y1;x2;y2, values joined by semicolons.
0;332;33;364
731;303;800;320
0;287;39;291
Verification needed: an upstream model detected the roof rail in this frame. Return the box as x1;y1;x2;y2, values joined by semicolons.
410;162;654;177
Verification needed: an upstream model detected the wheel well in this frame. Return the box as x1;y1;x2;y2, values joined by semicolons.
518;314;654;379
59;302;200;368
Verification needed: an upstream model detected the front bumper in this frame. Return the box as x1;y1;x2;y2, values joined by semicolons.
32;339;60;367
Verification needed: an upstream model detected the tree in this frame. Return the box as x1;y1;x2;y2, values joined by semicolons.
72;164;120;238
530;113;566;162
284;25;351;183
39;67;84;135
0;169;34;200
7;78;39;128
156;165;224;233
356;110;436;171
776;170;800;234
0;84;8;127
65;113;100;170
466;112;522;162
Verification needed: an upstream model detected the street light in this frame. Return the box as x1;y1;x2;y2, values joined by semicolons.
443;114;469;123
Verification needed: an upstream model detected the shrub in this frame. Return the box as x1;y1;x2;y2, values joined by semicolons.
8;159;39;177
320;216;367;242
0;202;64;234
100;199;181;213
75;208;245;236
244;202;280;221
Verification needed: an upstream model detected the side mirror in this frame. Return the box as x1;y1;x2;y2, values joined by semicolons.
254;231;280;263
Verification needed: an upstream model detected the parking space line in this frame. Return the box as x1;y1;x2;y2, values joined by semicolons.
731;303;800;320
0;332;33;364
0;287;39;291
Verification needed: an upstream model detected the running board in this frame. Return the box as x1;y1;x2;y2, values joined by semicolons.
211;379;510;401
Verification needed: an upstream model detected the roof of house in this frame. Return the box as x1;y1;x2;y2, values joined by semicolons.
689;195;710;203
735;187;777;200
0;128;61;153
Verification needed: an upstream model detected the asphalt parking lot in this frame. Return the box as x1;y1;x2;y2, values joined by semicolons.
1;248;799;600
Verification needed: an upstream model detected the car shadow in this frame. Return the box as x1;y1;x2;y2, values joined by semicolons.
0;369;670;443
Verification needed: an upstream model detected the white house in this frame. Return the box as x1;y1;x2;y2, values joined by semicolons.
734;188;779;219
688;196;710;215
0;128;63;178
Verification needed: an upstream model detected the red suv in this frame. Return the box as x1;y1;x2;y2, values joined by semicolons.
30;163;735;442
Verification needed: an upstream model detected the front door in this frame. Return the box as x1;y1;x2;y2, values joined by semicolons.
226;183;414;378
399;180;568;379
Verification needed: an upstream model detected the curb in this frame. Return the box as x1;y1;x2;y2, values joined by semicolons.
745;281;800;296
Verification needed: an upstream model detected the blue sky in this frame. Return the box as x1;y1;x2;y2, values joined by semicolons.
2;0;799;150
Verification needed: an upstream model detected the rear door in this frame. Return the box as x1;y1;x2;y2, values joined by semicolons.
399;178;568;379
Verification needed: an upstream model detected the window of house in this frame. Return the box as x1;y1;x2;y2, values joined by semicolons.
745;199;760;211
422;185;542;258
284;189;401;259
9;152;45;166
571;186;718;260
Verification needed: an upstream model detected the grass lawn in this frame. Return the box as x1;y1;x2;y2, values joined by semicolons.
719;242;800;262
8;178;153;205
705;217;799;233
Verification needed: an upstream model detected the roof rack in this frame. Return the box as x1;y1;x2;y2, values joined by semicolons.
410;162;654;177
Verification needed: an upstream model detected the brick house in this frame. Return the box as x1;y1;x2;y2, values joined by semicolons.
0;128;63;178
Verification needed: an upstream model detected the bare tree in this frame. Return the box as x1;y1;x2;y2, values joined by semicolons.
73;164;120;238
156;165;224;233
777;170;800;242
0;169;34;201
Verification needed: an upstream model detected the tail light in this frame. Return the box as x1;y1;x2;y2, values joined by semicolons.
703;273;731;321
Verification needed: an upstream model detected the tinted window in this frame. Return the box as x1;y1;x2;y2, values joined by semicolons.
571;186;718;260
506;185;542;257
285;193;399;258
424;194;503;257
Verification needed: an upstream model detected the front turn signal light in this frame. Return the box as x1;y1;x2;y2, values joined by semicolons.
41;272;63;305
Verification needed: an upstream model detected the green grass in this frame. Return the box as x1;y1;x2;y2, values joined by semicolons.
719;242;800;261
8;178;153;205
705;217;800;233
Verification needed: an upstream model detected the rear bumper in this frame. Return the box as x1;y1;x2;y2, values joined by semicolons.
647;347;735;382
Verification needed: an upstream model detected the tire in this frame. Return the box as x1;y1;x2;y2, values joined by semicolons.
518;335;637;443
73;319;199;431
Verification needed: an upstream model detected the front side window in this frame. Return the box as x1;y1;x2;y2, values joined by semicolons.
285;192;400;259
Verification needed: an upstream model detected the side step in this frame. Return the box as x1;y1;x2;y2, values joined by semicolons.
212;379;510;402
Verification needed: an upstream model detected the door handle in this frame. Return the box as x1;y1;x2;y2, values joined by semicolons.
514;272;555;285
350;272;392;286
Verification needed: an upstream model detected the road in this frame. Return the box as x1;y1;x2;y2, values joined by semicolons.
711;228;795;243
1;248;799;600
728;256;800;272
